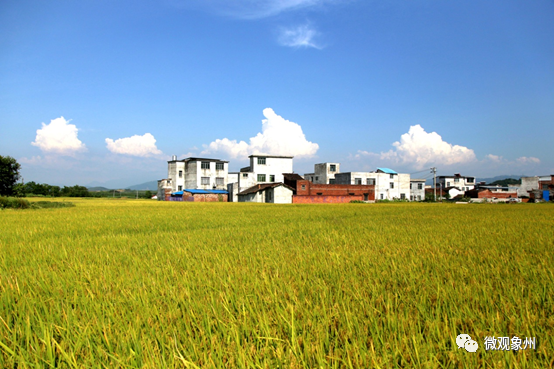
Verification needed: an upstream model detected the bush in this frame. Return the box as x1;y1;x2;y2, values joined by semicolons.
349;200;365;203
0;197;74;210
0;197;30;209
31;201;75;209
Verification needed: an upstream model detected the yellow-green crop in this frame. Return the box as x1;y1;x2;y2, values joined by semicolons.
1;199;553;368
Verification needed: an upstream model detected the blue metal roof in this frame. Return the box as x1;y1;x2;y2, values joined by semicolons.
172;189;228;195
377;167;398;174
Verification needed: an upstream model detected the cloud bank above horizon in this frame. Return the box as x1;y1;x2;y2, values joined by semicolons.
203;108;319;159
356;124;540;172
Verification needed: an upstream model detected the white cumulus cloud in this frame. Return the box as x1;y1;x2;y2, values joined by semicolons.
485;154;503;163
358;125;476;170
516;156;540;165
203;108;319;159
105;133;163;158
31;117;86;155
278;24;323;49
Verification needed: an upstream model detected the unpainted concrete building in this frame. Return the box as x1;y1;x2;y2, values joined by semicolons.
167;156;229;192
304;163;340;184
410;179;425;201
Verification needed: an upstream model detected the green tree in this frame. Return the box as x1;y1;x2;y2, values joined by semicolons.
0;155;21;196
61;185;90;197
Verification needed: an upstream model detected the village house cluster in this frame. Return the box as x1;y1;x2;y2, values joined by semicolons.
156;155;553;203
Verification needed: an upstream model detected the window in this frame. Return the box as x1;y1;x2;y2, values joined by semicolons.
410;195;413;201
417;195;422;201
355;178;362;185
467;178;474;183
447;182;451;187
257;174;266;182
390;182;394;189
410;183;413;189
201;161;210;169
366;178;375;185
242;173;248;178
380;194;384;200
363;193;368;201
390;174;394;179
418;183;423;190
311;177;314;181
330;164;336;172
216;162;224;170
317;192;323;195
178;170;183;178
270;175;275;182
178;185;182;191
329;179;336;184
216;177;224;186
201;177;210;185
400;193;406;200
301;184;306;190
257;157;266;165
454;178;460;183
349;193;355;196
315;176;319;181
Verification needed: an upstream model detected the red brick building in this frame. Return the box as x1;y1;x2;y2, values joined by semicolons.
465;188;518;200
292;180;375;203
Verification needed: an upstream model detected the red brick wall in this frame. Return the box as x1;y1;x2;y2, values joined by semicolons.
183;192;228;202
296;180;375;200
477;189;518;199
292;195;364;204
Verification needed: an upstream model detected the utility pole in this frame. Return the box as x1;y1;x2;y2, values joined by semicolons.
430;167;437;202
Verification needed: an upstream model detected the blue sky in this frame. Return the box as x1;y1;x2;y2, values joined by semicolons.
1;0;553;187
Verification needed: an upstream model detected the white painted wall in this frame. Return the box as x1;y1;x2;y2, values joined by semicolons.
249;155;293;184
270;186;293;203
438;176;475;191
335;172;411;200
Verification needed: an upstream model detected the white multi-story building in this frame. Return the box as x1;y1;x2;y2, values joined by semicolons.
334;168;411;200
167;156;229;192
304;163;340;184
437;174;475;192
228;155;293;202
410;179;426;201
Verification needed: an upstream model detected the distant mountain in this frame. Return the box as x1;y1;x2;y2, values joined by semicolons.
476;175;527;184
424;174;528;186
87;186;110;191
126;181;158;191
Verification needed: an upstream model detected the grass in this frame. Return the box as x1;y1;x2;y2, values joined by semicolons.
0;199;553;368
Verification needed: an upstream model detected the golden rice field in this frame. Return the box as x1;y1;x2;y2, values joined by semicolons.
0;198;553;368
